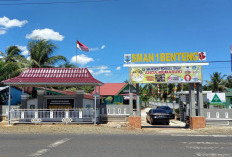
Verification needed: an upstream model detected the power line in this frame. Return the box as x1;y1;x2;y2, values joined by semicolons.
0;0;116;5
0;0;26;1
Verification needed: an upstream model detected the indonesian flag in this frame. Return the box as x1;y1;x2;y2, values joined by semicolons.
76;40;89;52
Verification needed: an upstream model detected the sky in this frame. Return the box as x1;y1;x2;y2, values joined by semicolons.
0;0;232;83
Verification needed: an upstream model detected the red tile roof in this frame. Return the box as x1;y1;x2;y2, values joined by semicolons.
41;88;94;100
93;83;127;96
2;68;103;86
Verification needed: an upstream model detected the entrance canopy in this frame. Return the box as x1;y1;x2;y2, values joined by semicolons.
2;68;103;86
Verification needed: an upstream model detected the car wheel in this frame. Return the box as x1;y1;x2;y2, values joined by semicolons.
150;118;154;125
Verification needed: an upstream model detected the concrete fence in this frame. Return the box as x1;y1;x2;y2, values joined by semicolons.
1;105;20;116
0;105;20;121
99;105;130;122
204;109;232;126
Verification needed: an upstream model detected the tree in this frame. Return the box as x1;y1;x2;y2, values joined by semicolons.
0;46;23;62
0;46;27;81
139;85;150;107
28;40;67;68
225;75;232;88
123;80;129;83
59;62;76;68
206;72;226;92
143;84;153;97
27;40;67;97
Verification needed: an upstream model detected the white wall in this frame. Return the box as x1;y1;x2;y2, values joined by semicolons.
27;98;38;109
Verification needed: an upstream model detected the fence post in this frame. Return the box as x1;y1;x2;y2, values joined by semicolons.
35;110;38;119
21;110;24;119
7;86;11;125
79;109;82;119
65;110;69;118
50;110;53;119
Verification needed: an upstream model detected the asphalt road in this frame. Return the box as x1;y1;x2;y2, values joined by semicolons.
0;134;232;157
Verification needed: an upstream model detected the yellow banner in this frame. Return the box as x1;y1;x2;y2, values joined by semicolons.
131;66;202;83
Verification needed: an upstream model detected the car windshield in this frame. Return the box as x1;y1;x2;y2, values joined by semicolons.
158;106;171;110
152;109;167;113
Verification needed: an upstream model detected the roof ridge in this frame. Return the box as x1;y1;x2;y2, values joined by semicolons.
2;68;103;85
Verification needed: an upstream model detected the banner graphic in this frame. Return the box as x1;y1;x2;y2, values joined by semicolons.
131;66;202;83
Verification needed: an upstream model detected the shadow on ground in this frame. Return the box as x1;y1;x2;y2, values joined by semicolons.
142;125;186;129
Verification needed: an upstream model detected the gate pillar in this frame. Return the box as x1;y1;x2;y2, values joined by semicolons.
129;67;133;116
189;83;206;129
136;83;141;116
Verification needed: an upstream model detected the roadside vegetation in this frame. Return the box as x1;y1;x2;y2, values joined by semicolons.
139;72;231;105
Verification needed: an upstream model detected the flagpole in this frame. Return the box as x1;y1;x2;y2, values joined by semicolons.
76;40;78;68
230;45;232;86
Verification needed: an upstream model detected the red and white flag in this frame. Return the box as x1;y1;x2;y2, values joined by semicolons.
76;40;89;52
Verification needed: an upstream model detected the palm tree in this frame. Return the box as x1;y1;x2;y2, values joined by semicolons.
0;46;23;62
206;72;226;92
225;75;232;88
28;40;67;68
59;62;76;68
0;46;28;81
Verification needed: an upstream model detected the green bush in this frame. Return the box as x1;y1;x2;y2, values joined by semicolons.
175;108;179;114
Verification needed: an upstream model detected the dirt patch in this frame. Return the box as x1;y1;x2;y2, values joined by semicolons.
193;126;232;135
1;121;232;135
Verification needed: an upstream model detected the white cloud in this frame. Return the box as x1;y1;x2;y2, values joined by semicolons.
0;28;6;35
101;45;106;49
0;56;3;58
89;65;108;70
94;69;111;76
16;45;29;56
0;17;27;35
89;47;99;51
0;16;27;28
71;54;94;66
89;69;94;74
26;28;64;41
89;45;106;51
89;65;111;76
116;66;121;70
